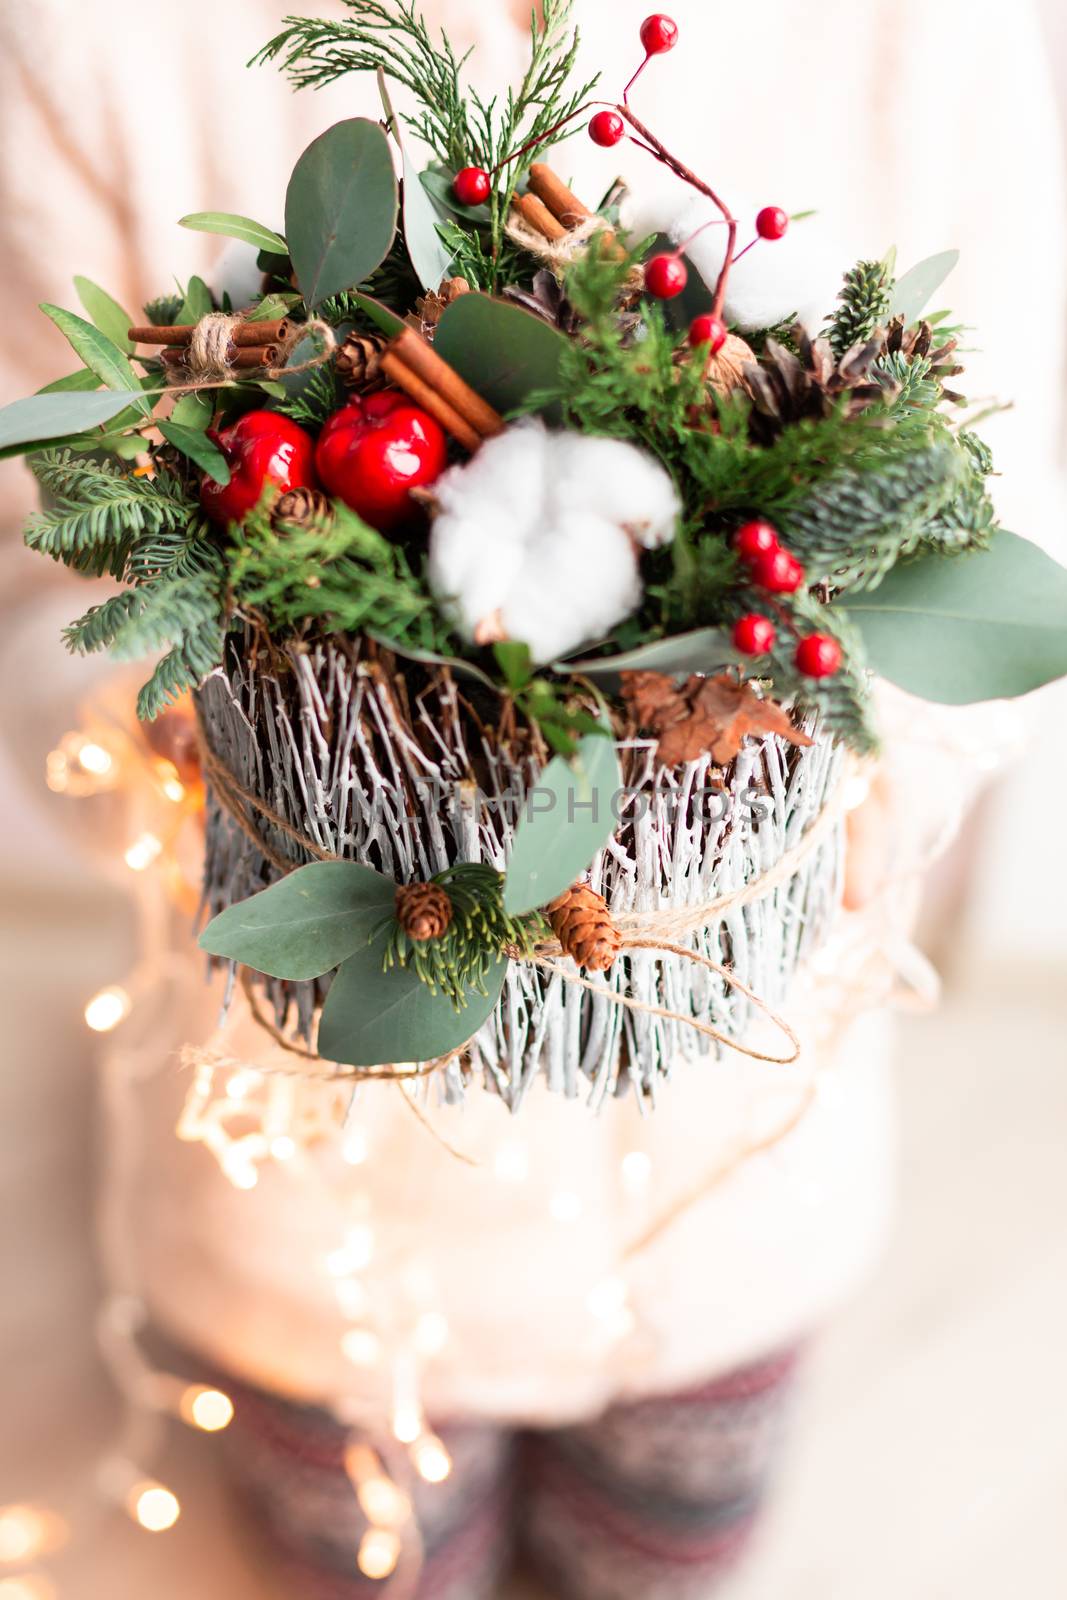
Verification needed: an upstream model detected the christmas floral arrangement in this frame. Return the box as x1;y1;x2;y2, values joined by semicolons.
8;2;1067;1105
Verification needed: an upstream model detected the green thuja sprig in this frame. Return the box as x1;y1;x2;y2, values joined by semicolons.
383;864;546;1010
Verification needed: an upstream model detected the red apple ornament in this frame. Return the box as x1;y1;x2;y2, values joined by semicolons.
316;391;448;532
200;410;317;526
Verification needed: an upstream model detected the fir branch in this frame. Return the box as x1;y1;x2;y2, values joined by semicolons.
823;259;894;359
25;454;203;582
274;363;346;429
383;863;545;1009
64;572;223;663
232;499;446;648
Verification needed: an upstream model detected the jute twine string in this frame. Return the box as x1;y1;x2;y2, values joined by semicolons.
199;719;851;1081
162;316;337;387
504;213;645;292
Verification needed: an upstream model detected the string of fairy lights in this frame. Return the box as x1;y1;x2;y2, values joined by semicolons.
3;693;663;1595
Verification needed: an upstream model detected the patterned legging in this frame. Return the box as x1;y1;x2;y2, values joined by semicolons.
212;1348;802;1600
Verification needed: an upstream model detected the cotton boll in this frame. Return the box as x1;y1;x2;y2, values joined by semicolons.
209;238;266;312
551;434;680;549
427;512;530;641
435;420;549;533
502;514;641;664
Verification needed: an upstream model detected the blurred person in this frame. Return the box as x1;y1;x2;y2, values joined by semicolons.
0;3;1063;1598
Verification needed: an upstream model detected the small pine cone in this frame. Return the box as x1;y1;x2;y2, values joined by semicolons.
272;486;332;531
406;276;471;335
395;881;453;942
545;883;622;973
336;331;387;389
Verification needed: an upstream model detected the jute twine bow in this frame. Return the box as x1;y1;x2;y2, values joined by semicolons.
164;314;337;386
197;721;852;1080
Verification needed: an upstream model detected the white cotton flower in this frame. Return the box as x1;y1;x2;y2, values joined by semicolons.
646;194;841;334
428;422;680;663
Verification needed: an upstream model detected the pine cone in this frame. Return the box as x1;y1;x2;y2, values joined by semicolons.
395;881;453;942
335;332;387;389
546;883;621;973
744;329;900;441
405;276;471;336
883;315;964;398
272;486;332;531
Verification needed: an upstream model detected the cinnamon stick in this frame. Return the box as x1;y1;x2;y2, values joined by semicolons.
128;319;290;347
389;327;504;440
527;164;592;228
514;193;568;242
159;344;279;372
380;351;482;453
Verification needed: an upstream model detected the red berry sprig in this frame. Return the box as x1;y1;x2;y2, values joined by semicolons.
453;166;491;206
645;253;688;299
752;547;805;594
795;634;842;678
639;13;680;54
755;205;789;241
733;520;779;561
589;110;625;147
733;614;776;655
689;313;728;353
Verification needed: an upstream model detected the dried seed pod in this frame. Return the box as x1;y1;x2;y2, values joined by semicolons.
395;881;453;942
545;882;622;973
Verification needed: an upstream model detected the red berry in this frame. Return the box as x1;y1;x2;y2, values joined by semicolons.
645;253;687;299
733;614;777;655
589;110;625;147
689;313;728;353
733;520;780;562
751;546;805;594
640;14;679;54
200;410;317;526
755;206;789;241
795;633;843;678
316;391;448;533
453;166;491;206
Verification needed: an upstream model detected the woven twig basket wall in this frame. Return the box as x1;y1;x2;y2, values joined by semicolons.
196;637;844;1111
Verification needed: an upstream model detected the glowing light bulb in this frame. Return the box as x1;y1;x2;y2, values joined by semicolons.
221;1158;258;1192
342;1127;369;1166
413;1436;452;1484
78;742;113;776
0;1577;56;1600
128;1483;180;1533
414;1311;450;1357
153;760;186;803
587;1277;628;1320
270;1135;297;1163
621;1150;652;1194
392;1403;422;1445
180;1385;234;1432
84;986;132;1034
124;832;162;872
357;1528;401;1581
549;1190;583;1223
493;1141;528;1183
224;1069;262;1102
0;1507;49;1564
340;1329;381;1367
357;1477;409;1528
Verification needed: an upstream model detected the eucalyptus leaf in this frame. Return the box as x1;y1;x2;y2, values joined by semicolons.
504;726;622;916
285;119;398;309
365;632;497;689
377;68;454;291
180;211;288;254
318;934;506;1068
169;390;214;432
73;276;134;353
889;250;960;323
352;292;406;338
199;860;397;981
434;294;569;417
179;275;213;325
36;369;101;395
39;305;151;418
0;390;145;452
246;293;302;323
562;628;741;680
841;531;1067;704
158;421;231;484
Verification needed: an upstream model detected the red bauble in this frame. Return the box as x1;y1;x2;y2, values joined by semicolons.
755;205;789;241
733;520;780;562
200;410;317;526
751;546;805;594
689;313;728;353
795;633;843;678
453;166;491;206
589;110;625;147
732;614;776;655
640;14;679;54
645;253;688;299
315;391;448;532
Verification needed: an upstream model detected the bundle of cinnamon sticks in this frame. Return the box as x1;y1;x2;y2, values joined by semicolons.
512;163;619;254
381;326;503;453
127;318;289;373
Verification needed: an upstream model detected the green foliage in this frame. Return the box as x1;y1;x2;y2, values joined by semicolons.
763;594;878;753
275;362;346;429
25;453;207;576
232;497;446;649
503;725;621;916
285;119;399;308
823;258;894;358
143;293;184;328
256;0;598;292
494;642;611;757
384;864;544;1010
